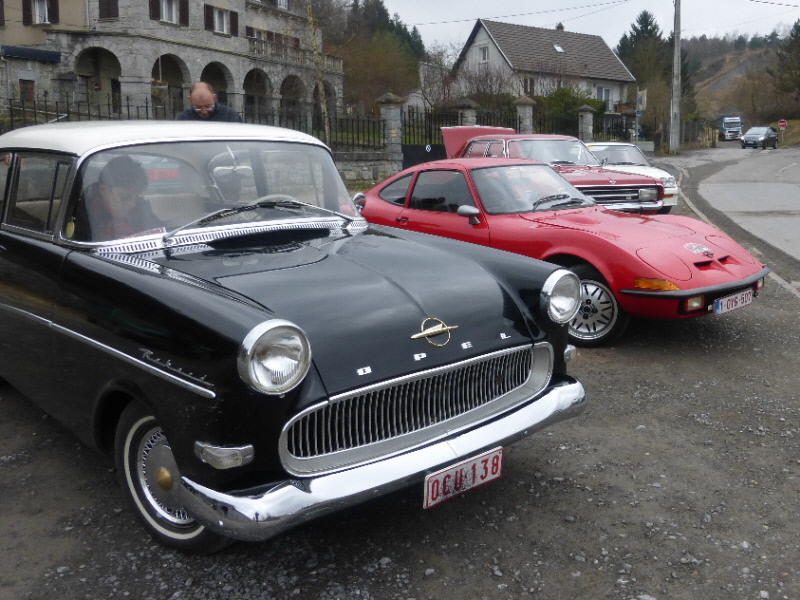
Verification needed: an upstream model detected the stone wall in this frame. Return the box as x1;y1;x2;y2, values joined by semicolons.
335;151;399;192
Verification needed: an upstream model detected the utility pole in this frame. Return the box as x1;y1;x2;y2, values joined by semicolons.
669;0;681;154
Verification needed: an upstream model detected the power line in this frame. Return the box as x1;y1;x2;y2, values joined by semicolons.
405;0;632;28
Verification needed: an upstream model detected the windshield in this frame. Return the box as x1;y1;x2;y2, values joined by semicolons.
508;139;602;166
67;140;357;243
746;127;767;134
588;144;650;166
469;164;594;215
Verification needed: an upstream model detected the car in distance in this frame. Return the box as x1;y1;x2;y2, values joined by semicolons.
586;141;678;213
0;121;586;553
358;158;770;347
442;126;670;214
741;126;778;149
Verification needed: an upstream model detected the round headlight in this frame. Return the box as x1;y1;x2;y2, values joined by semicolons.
238;320;311;394
542;270;581;324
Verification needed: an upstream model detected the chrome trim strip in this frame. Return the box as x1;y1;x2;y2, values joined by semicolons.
178;378;586;542
51;323;216;398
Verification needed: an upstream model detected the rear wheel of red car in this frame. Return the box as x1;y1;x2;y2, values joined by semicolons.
115;401;232;554
568;264;630;347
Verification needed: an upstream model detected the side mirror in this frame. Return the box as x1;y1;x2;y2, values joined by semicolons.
352;192;366;211
456;205;481;225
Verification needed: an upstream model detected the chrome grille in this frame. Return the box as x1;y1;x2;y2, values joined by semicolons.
579;186;654;204
280;343;553;476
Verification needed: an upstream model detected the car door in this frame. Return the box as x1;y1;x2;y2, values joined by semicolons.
0;151;73;407
396;169;489;246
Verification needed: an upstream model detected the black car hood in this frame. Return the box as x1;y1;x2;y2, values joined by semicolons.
147;228;536;394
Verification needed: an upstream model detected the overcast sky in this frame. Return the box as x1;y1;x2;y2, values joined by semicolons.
380;0;800;53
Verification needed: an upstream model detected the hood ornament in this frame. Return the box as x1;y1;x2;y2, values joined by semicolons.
411;318;459;347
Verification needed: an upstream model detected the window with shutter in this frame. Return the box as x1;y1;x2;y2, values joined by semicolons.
47;0;58;23
179;0;188;26
99;0;119;19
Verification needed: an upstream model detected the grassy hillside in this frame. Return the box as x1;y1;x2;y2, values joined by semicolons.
693;48;773;119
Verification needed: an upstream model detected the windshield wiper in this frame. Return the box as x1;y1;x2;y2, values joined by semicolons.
549;160;577;165
163;197;321;246
530;193;571;209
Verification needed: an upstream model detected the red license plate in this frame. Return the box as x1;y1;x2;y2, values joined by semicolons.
714;288;753;316
424;447;503;508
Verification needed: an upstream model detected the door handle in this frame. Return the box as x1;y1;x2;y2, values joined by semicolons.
395;217;408;224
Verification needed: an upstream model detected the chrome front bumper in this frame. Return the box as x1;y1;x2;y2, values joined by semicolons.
603;200;664;213
178;378;586;542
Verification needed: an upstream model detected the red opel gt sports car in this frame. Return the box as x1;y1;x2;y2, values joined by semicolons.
359;158;770;346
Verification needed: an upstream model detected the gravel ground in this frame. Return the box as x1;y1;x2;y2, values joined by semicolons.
2;145;799;600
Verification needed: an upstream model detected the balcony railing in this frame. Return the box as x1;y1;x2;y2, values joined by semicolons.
247;39;343;72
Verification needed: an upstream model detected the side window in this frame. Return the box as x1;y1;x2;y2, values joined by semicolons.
507;142;523;159
408;170;474;213
487;141;504;157
0;153;11;217
377;174;412;206
464;141;489;158
6;153;71;233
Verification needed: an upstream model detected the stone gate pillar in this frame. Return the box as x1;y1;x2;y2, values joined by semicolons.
376;92;404;167
578;104;596;142
514;96;536;134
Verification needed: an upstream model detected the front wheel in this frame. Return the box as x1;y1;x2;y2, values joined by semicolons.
568;264;630;347
115;401;232;554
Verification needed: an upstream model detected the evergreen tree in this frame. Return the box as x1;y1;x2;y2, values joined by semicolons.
771;20;800;101
616;11;670;89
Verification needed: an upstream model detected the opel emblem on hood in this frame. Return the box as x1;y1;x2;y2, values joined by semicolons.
411;318;459;347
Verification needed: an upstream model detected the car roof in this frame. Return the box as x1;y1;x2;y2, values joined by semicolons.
468;133;578;142
586;141;636;147
401;157;547;174
0;121;326;156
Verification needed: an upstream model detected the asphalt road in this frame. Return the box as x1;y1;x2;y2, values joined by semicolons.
2;144;799;600
654;142;800;302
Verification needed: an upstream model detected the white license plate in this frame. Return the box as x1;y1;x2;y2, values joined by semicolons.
714;288;753;316
424;447;503;509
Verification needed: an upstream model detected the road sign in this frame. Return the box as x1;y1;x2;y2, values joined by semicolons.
779;119;787;130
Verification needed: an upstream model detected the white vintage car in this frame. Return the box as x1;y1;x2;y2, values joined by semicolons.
586;141;679;214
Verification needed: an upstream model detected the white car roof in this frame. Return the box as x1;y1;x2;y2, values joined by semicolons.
586;142;636;147
0;121;326;156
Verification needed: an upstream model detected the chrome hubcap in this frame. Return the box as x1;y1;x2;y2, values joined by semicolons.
570;280;618;341
137;427;194;526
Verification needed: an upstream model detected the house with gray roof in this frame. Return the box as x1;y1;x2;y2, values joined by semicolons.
452;20;636;111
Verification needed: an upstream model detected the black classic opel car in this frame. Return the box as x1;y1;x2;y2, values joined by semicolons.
0;121;586;553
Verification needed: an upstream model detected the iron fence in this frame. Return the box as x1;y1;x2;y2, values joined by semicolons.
402;109;463;146
0;96;384;152
475;110;520;131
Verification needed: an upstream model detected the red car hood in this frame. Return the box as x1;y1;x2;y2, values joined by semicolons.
552;164;658;186
520;208;761;282
519;207;693;243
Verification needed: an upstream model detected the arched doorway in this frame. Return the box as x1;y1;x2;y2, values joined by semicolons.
243;69;272;122
280;75;305;129
151;54;187;117
75;48;121;110
199;63;234;106
312;79;337;127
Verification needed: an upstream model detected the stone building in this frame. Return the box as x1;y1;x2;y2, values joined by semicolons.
0;0;344;119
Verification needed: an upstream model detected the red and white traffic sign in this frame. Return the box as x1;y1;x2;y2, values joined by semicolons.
778;119;787;130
